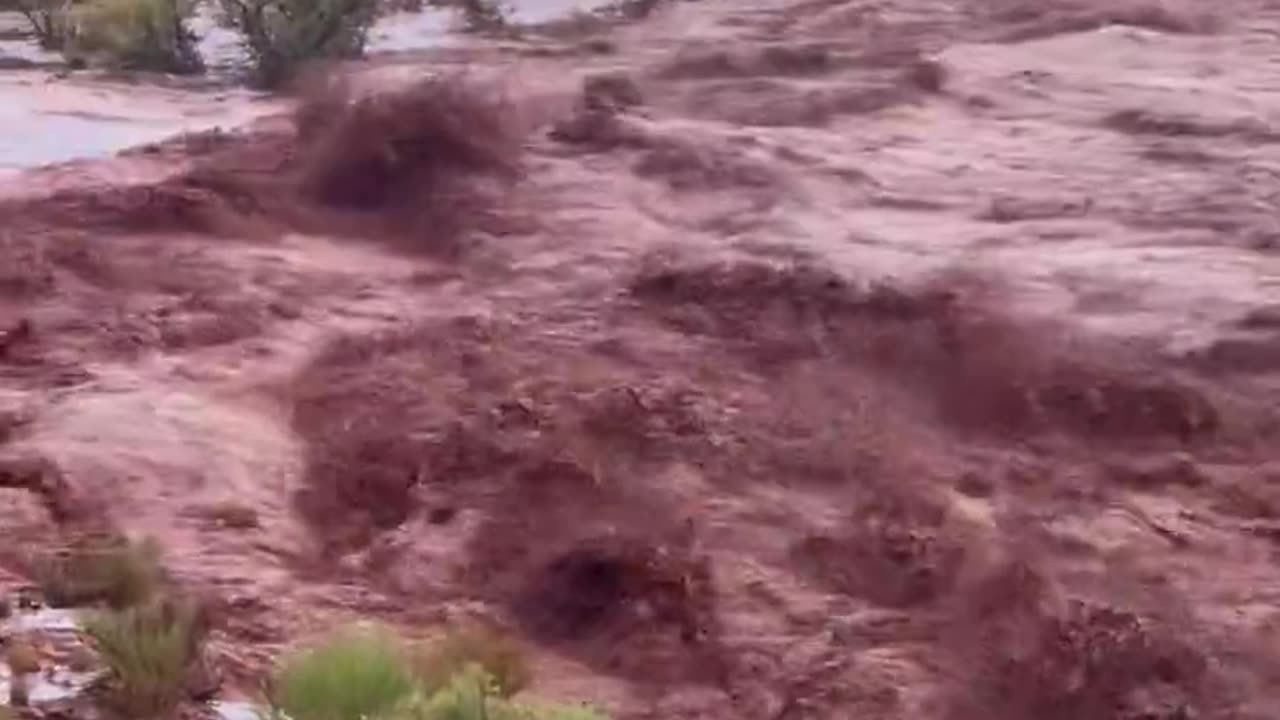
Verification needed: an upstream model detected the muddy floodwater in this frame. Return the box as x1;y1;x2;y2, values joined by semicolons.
4;0;1280;718
0;0;602;172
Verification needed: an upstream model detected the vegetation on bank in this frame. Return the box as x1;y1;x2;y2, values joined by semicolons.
16;536;606;719
6;0;667;84
12;0;75;49
272;625;418;720
69;0;203;73
84;598;207;717
271;625;607;720
8;0;375;82
217;0;378;87
415;624;532;700
35;534;165;609
12;0;200;71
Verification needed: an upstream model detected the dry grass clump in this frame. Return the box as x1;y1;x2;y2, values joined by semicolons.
415;624;532;698
34;535;165;609
381;664;607;720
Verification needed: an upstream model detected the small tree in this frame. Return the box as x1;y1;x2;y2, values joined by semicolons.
15;0;76;49
70;0;203;74
218;0;377;88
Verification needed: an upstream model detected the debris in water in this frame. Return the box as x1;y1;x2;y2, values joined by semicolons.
0;603;103;708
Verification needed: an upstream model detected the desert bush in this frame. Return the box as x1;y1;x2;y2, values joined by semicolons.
35;535;164;609
15;0;75;49
271;625;417;720
84;598;206;717
218;0;377;88
68;0;202;73
273;625;605;720
415;625;531;699
384;664;608;720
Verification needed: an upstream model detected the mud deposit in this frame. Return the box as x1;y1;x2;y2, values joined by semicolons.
3;0;1280;718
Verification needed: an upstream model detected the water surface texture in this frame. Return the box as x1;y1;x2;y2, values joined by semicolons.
0;73;274;173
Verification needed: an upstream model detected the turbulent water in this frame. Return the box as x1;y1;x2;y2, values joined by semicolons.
6;0;1280;717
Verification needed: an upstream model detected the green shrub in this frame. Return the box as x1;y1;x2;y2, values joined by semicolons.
35;535;164;609
15;0;75;49
399;664;492;720
416;625;531;699
68;0;203;73
271;625;416;720
271;626;604;720
217;0;377;88
383;665;608;720
84;599;205;718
